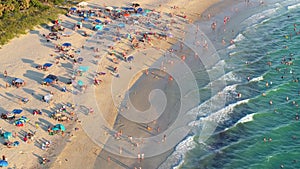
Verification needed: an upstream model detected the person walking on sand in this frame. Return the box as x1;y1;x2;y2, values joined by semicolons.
3;70;7;78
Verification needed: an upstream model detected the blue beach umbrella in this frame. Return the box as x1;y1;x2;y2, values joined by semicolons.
77;57;84;62
12;109;23;114
103;27;110;31
83;17;89;21
127;56;134;62
122;7;135;12
43;63;53;67
118;23;125;28
70;7;77;11
62;42;72;47
137;8;143;13
0;160;8;167
95;19;101;23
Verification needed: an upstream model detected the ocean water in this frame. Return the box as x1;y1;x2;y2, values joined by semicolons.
160;0;300;168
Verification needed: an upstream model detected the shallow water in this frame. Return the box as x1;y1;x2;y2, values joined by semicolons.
160;0;300;168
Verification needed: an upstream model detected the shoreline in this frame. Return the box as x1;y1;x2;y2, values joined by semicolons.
1;1;220;168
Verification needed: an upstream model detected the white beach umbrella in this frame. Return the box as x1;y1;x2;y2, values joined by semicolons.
78;1;88;6
106;6;114;11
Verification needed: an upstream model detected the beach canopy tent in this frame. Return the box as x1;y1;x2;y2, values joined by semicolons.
3;132;12;140
95;19;101;23
78;66;89;72
78;1;88;6
43;78;53;84
43;63;53;68
70;7;77;11
53;124;65;131
12;109;23;114
0;160;8;167
127;56;134;62
62;42;72;47
46;74;58;81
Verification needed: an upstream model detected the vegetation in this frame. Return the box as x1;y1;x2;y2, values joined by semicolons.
0;0;71;45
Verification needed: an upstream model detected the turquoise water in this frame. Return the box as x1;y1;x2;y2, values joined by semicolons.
181;1;300;169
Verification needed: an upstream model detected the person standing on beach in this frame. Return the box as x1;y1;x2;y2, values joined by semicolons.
3;70;7;78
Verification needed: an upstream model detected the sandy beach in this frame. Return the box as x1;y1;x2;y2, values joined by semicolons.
0;0;220;168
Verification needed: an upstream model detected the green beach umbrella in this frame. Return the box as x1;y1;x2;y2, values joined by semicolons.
53;124;65;131
3;132;12;140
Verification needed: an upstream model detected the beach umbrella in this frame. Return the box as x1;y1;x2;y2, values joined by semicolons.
127;56;134;62
103;27;110;31
77;57;84;62
53;124;65;131
12;109;23;114
0;160;8;167
95;19;101;23
78;80;84;86
83;17;89;21
3;132;12;140
124;13;130;17
167;33;173;37
44;94;53;101
70;7;77;11
95;25;103;30
122;7;135;12
118;23;125;28
137;8;143;13
78;66;89;72
19;116;29;122
62;42;72;47
43;78;53;84
78;1;88;6
144;9;151;13
43;63;53;68
106;6;114;11
14;78;24;83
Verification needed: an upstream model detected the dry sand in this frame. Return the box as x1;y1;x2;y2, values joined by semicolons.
0;0;219;168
